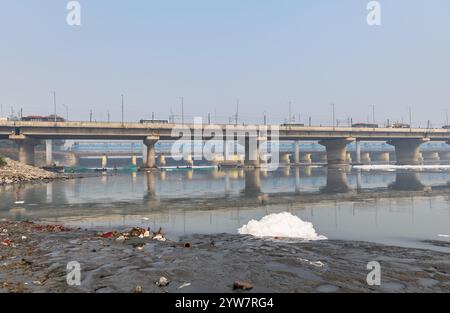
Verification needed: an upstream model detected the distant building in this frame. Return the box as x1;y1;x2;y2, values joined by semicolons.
21;115;65;122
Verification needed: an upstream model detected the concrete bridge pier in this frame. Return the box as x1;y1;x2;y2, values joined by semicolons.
9;135;39;166
293;141;300;166
388;138;429;165
422;151;440;161
45;140;53;166
355;140;361;164
300;153;312;164
242;135;265;168
101;154;108;169
143;136;160;169
159;154;166;167
371;151;390;163
319;138;355;167
280;153;291;165
361;152;371;163
439;151;450;160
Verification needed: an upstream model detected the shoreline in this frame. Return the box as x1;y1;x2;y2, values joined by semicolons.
0;220;449;293
0;157;104;186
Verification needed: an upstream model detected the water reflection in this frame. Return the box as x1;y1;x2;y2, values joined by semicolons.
388;172;430;191
1;166;450;253
320;168;352;194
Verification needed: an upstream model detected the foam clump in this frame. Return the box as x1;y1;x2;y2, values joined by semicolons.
238;212;327;240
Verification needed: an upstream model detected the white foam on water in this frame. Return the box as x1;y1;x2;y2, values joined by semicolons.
238;212;327;240
354;164;450;171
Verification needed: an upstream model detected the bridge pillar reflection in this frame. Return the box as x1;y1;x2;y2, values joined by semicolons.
320;168;351;193
319;138;355;167
243;169;261;195
143;136;159;169
388;172;429;191
388;138;429;165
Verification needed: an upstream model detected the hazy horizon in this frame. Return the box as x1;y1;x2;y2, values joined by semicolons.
1;0;450;126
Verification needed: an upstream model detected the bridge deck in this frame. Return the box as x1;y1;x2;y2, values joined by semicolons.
1;121;450;141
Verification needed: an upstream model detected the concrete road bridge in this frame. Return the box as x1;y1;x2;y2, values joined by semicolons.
1;120;450;167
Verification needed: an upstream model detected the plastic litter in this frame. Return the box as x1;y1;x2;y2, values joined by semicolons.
233;281;253;290
156;276;170;287
178;282;191;289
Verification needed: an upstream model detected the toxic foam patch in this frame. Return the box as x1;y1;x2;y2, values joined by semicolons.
238;212;327;240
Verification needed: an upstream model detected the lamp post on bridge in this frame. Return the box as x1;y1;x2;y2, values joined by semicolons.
62;104;69;121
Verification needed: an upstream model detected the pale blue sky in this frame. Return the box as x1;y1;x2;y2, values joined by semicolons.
1;0;449;126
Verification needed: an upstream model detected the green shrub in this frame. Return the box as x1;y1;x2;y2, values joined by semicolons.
0;155;6;167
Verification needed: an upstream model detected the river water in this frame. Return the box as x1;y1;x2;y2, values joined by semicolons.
1;165;449;252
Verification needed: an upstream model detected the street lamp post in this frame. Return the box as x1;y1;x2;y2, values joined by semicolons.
52;91;57;122
331;103;335;129
121;94;124;125
62;104;69;121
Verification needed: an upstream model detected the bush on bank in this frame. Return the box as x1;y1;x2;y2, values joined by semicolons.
0;155;6;167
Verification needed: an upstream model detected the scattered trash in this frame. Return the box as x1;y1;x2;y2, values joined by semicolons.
156;276;170;287
297;258;325;268
21;236;27;240
178;282;191;289
100;232;115;238
32;281;42;286
129;227;146;237
142;217;150;221
97;226;169;242
184;242;191;248
133;285;143;293
153;234;166;242
33;224;70;232
1;239;12;246
14;201;25;204
233;281;253;290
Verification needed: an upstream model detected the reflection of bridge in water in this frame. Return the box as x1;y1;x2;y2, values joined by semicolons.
4;167;450;220
142;167;447;205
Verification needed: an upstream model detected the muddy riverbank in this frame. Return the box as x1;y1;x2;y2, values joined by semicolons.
0;221;449;293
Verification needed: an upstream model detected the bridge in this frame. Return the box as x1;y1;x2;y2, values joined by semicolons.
1;120;450;167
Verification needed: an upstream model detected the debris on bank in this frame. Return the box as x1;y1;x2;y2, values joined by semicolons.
0;157;58;185
99;227;166;242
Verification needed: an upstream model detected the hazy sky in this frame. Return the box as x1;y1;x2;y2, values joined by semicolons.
1;0;449;126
